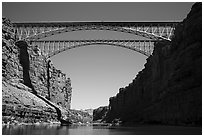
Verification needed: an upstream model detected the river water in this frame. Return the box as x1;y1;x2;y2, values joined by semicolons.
2;124;201;135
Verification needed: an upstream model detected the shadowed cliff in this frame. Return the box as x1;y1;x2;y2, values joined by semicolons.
104;2;202;126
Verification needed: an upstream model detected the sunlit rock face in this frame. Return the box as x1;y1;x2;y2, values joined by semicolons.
48;62;72;110
2;17;72;124
2;18;22;83
105;2;202;126
2;81;59;124
2;18;58;124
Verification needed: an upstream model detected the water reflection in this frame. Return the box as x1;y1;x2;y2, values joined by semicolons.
2;124;202;135
3;124;112;135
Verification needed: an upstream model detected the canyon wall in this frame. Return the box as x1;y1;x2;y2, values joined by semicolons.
2;17;72;124
93;106;109;122
105;3;202;126
48;61;72;110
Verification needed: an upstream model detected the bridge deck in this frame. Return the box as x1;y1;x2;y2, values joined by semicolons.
13;21;180;27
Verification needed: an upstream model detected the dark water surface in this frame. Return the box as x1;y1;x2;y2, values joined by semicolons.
2;124;202;135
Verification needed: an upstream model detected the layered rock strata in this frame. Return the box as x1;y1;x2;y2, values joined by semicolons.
2;17;72;124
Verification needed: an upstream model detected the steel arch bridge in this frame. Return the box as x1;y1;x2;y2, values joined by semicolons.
30;39;156;58
6;21;179;57
13;21;178;41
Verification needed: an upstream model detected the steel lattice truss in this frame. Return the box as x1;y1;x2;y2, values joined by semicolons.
13;21;179;41
30;40;157;57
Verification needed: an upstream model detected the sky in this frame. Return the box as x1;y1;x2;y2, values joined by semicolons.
2;2;194;110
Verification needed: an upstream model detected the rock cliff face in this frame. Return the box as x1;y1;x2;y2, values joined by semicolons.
105;3;202;126
2;81;58;124
2;24;58;123
2;17;72;124
2;18;22;83
68;109;93;124
93;106;109;122
48;61;72;109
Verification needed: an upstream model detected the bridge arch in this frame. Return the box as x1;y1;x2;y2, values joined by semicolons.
31;40;156;58
48;42;150;58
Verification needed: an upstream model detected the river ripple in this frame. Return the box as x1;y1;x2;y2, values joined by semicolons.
2;124;202;135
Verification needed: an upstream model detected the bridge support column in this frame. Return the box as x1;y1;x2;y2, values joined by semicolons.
15;40;37;94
